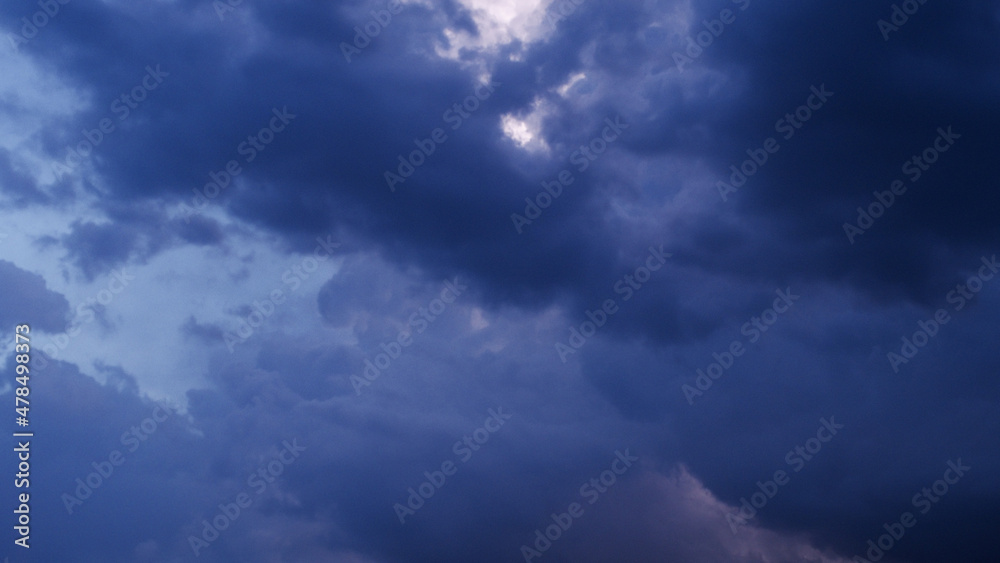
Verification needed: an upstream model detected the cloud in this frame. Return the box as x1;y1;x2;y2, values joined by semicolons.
0;0;998;561
0;259;69;332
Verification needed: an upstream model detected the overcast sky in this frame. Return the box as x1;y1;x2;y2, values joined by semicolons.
0;0;998;561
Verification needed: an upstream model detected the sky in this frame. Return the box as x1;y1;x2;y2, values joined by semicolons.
0;0;998;561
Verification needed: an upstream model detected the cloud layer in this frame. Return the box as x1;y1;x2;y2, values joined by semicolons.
0;0;998;561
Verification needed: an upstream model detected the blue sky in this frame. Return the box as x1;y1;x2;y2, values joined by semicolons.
0;0;998;561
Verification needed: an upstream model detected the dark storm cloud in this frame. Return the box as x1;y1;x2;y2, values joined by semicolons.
0;259;69;332
58;220;144;280
6;0;627;300
648;0;1000;304
4;357;204;562
3;0;999;561
572;284;1000;562
6;352;381;561
56;206;224;279
3;0;995;318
